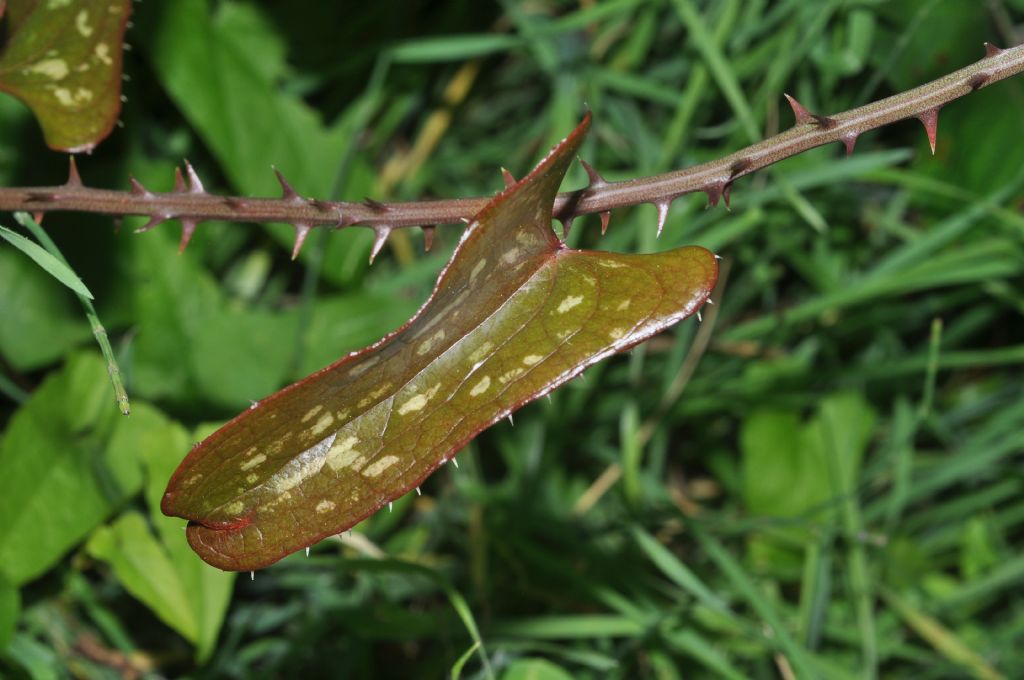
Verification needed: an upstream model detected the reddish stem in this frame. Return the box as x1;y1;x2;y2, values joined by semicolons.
1;43;1022;248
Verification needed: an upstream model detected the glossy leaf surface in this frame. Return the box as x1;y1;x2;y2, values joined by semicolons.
162;115;718;571
0;0;131;151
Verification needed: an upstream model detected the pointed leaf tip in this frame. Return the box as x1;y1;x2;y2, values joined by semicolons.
178;220;197;253
291;224;311;260
984;42;1004;58
783;93;812;125
369;226;391;263
273;166;300;201
917;108;939;155
65;156;83;188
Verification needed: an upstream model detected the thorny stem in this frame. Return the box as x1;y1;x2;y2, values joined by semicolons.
1;43;1023;255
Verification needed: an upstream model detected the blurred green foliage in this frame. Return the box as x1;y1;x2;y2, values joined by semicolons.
1;0;1023;678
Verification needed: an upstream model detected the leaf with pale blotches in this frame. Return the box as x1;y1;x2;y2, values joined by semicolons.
161;114;718;571
0;0;131;151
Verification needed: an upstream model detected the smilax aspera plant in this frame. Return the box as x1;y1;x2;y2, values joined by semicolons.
0;1;1023;577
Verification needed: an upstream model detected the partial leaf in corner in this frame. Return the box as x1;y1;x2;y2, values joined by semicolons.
0;0;132;151
162;114;719;572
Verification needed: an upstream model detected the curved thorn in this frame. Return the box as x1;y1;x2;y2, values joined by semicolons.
841;132;859;156
984;42;1004;58
578;158;607;188
178;220;197;253
723;183;734;209
173;167;187;193
968;72;990;91
129;176;150;196
273;166;299;201
224;196;249;210
363;197;388;213
783;93;812;125
134;214;168;233
183;160;205;194
305;547;310;557
917;107;939;154
560;216;574;241
335;211;356;229
33;212;44;225
291;224;312;260
811;114;837;130
66;156;83;187
729;158;752;180
507;414;514;426
599;210;611;235
310;198;333;212
705;183;723;208
415;487;422;496
500;167;516;189
654;200;670;238
422;225;436;252
369;226;391;264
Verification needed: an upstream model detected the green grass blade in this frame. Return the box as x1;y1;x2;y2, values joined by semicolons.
11;213;129;415
1;223;93;300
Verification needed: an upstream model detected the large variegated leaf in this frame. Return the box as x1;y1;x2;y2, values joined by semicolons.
162;115;718;571
0;0;132;151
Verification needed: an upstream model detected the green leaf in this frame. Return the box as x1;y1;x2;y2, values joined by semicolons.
162;115;718;571
0;573;19;650
86;405;233;662
140;0;363;275
501;658;575;680
130;232;299;408
0;353;142;585
740;391;876;559
0;223;93;299
0;0;132;151
0;247;91;371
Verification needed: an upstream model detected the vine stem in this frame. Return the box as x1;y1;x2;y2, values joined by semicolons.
1;43;1022;257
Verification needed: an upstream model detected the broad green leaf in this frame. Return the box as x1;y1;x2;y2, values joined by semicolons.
1;221;93;299
131;232;299;408
0;573;18;650
86;406;234;663
0;353;142;585
741;391;876;571
140;0;367;280
0;0;132;151
162;115;718;571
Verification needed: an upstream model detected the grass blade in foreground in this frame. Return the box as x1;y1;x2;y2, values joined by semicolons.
162;114;718;571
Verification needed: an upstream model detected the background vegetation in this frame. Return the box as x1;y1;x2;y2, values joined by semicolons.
1;0;1023;677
